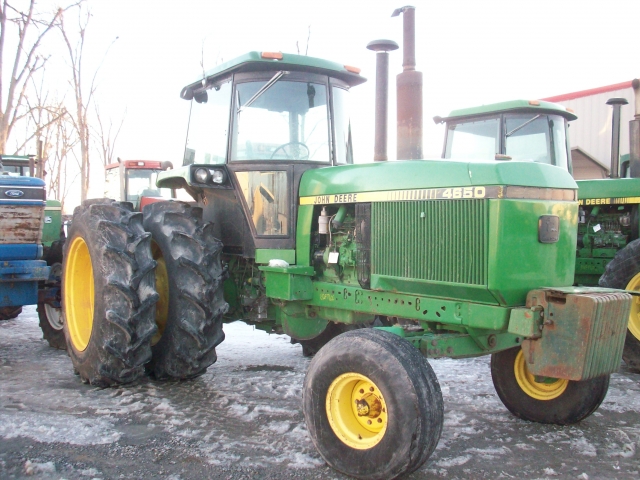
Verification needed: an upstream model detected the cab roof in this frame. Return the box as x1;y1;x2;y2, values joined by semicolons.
436;99;577;123
181;51;366;96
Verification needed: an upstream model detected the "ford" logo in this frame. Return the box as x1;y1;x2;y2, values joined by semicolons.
4;190;24;198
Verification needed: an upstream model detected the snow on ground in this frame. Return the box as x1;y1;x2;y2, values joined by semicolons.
1;306;639;479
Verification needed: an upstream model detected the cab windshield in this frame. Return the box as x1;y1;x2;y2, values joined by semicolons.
444;113;569;170
125;169;172;203
231;80;330;161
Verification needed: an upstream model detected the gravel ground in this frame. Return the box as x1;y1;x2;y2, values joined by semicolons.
1;306;639;480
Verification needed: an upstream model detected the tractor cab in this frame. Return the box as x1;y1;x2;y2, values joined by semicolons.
159;51;365;257
436;100;576;173
105;159;174;211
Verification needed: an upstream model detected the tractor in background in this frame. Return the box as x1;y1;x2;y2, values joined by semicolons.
60;37;633;480
437;82;640;372
0;155;50;326
103;158;175;211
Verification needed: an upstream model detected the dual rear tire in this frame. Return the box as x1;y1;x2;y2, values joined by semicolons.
62;200;227;386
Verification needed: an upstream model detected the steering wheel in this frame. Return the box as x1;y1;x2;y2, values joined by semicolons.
270;142;310;160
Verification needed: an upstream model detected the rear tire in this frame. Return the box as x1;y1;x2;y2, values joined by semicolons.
142;202;228;380
303;329;443;479
62;200;158;387
599;239;640;372
491;347;609;424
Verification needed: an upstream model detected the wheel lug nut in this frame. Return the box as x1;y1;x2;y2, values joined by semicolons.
359;389;364;394
367;420;372;425
377;418;382;423
369;387;374;392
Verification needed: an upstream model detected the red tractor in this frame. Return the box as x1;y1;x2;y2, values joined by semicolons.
104;159;175;210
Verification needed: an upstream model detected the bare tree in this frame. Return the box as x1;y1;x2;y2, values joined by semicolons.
58;4;115;202
0;0;74;154
93;104;124;168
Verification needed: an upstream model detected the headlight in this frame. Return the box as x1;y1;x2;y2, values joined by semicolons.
212;169;226;184
194;167;210;183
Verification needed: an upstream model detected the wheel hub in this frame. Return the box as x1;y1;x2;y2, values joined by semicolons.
63;236;95;351
326;373;388;450
626;273;640;341
514;350;568;400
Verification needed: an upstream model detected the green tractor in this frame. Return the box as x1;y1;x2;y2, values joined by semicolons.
437;84;640;373
59;44;634;478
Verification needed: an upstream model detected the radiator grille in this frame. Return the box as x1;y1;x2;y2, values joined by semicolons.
371;200;488;285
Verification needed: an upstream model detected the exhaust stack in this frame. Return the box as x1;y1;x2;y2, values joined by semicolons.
630;79;640;178
367;39;398;162
606;97;628;179
392;5;423;160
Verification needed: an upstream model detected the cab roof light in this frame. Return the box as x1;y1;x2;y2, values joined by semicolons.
528;100;541;106
261;52;283;60
344;65;361;74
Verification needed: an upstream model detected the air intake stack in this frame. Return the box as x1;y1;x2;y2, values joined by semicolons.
606;97;628;179
367;39;399;162
392;5;423;160
630;78;640;178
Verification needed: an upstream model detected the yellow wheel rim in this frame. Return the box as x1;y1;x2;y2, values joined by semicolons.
64;236;94;351
514;350;568;400
151;242;169;346
326;372;388;450
626;272;640;341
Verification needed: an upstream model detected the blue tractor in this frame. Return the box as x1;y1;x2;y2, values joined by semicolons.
0;155;50;320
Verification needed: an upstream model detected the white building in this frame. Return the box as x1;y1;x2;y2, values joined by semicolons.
543;80;636;180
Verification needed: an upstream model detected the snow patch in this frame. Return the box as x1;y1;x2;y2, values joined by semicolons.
0;412;120;445
436;455;471;467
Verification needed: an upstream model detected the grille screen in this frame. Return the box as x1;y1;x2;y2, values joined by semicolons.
371;200;488;285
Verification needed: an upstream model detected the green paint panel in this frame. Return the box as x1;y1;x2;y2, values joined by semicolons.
419;332;523;359
442;99;577;121
508;307;543;338
309;281;511;330
255;249;296;264
260;265;314;301
42;200;62;247
577;177;640;200
487;199;578;306
299;160;577;198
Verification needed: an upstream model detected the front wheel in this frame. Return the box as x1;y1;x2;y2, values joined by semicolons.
491;347;609;425
599;238;640;371
303;329;443;479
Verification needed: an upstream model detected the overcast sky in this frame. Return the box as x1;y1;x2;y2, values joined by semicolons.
25;0;640;201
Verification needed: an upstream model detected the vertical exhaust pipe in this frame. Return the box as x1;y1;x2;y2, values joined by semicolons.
606;97;628;179
367;39;398;162
392;5;423;160
630;79;640;178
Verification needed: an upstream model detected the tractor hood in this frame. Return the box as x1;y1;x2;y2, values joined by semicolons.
299;159;577;199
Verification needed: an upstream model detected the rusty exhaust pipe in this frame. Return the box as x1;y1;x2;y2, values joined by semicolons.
392;5;423;160
630;79;640;178
367;39;398;162
606;97;628;179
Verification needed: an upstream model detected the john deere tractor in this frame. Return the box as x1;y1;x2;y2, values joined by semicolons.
437;85;640;373
59;44;635;478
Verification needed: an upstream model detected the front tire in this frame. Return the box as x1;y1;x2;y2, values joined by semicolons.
303;329;443;480
38;263;66;350
142;202;228;380
62;200;158;387
599;238;640;371
491;347;609;424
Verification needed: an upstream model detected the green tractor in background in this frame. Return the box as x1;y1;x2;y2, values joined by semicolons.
0;154;65;349
437;84;640;372
60;35;634;479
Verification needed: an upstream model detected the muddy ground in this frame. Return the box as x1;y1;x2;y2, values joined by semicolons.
1;306;639;479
